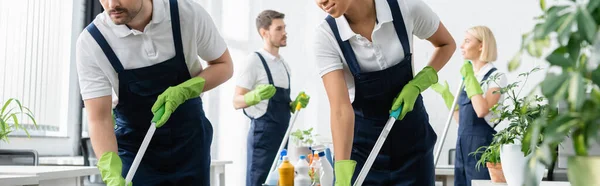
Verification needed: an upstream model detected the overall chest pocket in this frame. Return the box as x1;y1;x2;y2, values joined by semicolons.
127;73;180;97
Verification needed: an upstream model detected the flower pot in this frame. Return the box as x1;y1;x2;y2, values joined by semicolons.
567;156;600;186
500;144;544;186
486;162;506;183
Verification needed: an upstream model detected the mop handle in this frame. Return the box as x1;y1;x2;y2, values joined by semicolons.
125;106;165;185
353;106;402;186
265;94;306;178
433;78;464;166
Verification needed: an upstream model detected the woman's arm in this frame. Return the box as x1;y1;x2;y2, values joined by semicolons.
425;22;456;72
322;70;355;161
470;87;501;118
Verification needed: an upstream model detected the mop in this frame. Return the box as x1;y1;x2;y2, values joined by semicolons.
354;77;465;185
263;93;307;185
125;106;165;185
353;106;402;186
434;78;464;166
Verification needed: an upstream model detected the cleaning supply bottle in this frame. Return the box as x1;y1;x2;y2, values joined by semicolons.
279;156;294;186
310;152;321;186
318;151;334;186
295;155;311;186
265;149;287;185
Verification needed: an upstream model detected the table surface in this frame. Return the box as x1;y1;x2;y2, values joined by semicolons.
39;156;233;166
0;174;39;185
0;166;99;180
472;180;570;186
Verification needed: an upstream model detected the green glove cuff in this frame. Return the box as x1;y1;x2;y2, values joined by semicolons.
335;160;356;186
244;92;261;106
464;76;483;98
178;77;206;99
409;66;438;92
97;152;124;185
440;90;456;110
290;92;310;113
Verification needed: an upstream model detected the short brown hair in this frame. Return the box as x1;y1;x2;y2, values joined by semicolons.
256;10;285;35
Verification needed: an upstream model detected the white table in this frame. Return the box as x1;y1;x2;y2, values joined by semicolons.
472;180;571;186
210;160;233;186
0;166;99;186
0;174;39;186
39;156;233;186
436;165;455;186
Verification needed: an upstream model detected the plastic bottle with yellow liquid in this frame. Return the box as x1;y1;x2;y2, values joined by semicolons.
278;156;294;186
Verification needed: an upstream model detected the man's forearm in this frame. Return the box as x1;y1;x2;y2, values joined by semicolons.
331;103;355;160
198;50;234;92
233;94;250;109
89;119;119;158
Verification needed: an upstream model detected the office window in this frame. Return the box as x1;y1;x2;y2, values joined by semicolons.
0;0;75;137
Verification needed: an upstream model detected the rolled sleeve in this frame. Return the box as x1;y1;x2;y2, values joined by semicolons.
76;35;112;100
194;2;227;62
408;0;440;40
313;26;344;77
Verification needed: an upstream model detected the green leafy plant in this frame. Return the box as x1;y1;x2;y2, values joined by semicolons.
0;98;38;142
290;127;318;147
509;0;600;185
471;136;502;171
471;67;549;170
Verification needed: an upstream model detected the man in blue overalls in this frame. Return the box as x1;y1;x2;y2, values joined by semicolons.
232;10;310;186
76;0;233;185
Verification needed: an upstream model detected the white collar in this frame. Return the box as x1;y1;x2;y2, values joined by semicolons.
334;0;393;41
104;0;168;38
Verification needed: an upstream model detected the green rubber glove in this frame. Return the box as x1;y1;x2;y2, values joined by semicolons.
290;91;310;113
430;80;458;111
391;66;438;120
244;84;276;106
151;77;206;127
334;160;356;186
460;61;483;98
97;152;132;186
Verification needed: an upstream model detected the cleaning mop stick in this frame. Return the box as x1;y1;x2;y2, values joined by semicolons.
433;78;464;166
353;106;402;186
263;93;306;183
125;106;165;185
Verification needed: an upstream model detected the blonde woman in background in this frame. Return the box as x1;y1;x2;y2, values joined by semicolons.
431;26;507;186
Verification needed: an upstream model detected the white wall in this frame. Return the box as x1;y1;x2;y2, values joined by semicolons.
201;0;548;185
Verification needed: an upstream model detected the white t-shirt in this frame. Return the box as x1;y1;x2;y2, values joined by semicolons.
76;0;227;103
236;49;291;118
312;0;440;102
475;63;507;126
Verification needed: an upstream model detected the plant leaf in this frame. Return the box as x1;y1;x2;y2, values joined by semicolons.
540;0;546;11
592;67;600;87
567;33;582;62
578;6;598;43
25;113;37;126
543;114;579;145
1;98;14;116
589;0;600;11
546;47;572;68
568;73;586;110
508;51;522;72
541;73;569;100
557;13;576;45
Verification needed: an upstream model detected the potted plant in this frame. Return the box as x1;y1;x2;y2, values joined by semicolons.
0;98;37;143
288;127;318;162
471;136;505;183
478;67;549;185
509;1;600;186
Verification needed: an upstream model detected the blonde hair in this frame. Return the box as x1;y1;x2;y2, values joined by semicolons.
467;26;498;62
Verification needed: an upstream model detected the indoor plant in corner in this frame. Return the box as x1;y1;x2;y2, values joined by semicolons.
480;68;549;185
0;98;37;143
510;0;600;186
288;127;318;162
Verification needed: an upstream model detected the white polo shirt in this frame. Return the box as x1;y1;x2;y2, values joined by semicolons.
76;0;227;103
475;63;507;126
312;0;440;102
236;49;291;118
